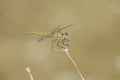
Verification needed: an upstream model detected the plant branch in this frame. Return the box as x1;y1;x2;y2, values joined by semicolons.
53;48;85;80
25;67;34;80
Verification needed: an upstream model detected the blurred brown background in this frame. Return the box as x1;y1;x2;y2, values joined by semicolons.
0;0;120;80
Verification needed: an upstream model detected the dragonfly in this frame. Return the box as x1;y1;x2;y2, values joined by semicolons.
28;24;74;51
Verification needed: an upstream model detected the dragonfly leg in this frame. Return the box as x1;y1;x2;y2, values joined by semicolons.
57;39;65;49
52;39;58;52
62;39;69;47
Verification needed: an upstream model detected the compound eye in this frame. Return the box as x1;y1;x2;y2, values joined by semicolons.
65;33;68;36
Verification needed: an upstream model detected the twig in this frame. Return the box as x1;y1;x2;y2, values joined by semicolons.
53;48;85;80
25;67;34;80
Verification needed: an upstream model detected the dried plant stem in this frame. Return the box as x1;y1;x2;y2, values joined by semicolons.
53;48;85;80
25;67;34;80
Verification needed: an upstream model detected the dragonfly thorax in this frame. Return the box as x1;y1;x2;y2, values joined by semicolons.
53;32;63;39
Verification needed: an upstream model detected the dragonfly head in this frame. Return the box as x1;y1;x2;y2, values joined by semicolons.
62;32;70;42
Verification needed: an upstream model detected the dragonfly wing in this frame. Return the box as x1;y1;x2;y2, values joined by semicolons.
51;25;61;33
59;24;74;30
37;35;47;42
37;35;53;43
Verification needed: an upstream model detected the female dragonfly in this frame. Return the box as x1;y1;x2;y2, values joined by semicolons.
28;24;74;51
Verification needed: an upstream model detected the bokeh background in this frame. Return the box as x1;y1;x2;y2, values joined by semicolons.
0;0;120;80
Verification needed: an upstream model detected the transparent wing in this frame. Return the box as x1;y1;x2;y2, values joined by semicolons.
51;24;73;33
37;35;53;42
37;35;47;42
59;24;74;30
51;25;61;33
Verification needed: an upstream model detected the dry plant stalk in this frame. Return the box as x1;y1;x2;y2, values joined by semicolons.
25;49;85;80
25;67;34;80
53;48;85;80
